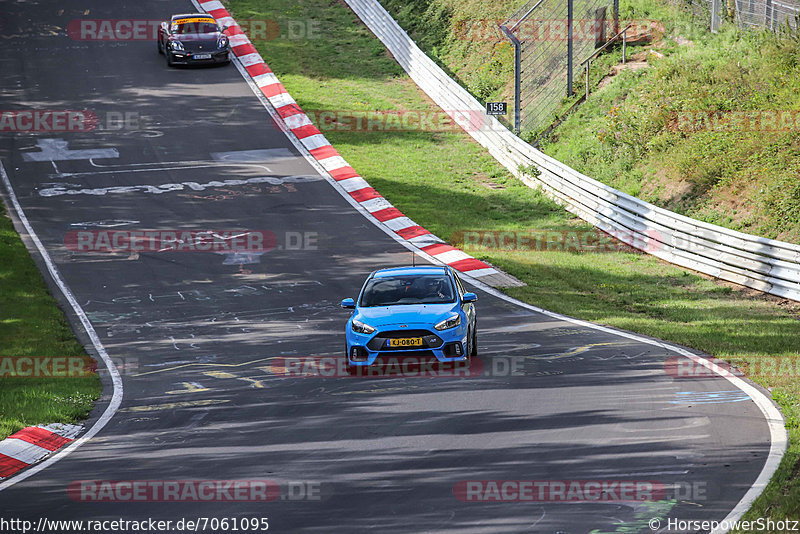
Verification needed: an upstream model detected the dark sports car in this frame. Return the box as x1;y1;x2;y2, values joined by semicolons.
157;14;230;66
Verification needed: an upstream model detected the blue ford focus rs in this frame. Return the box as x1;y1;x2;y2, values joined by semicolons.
341;266;478;370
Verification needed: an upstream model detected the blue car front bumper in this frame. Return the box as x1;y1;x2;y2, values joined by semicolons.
346;324;469;366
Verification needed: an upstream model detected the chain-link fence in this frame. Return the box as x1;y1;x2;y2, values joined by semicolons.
500;0;618;135
732;0;800;30
502;0;798;138
668;0;799;32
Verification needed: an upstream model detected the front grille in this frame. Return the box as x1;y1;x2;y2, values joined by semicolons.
375;351;436;361
380;329;433;338
182;42;218;53
367;329;442;351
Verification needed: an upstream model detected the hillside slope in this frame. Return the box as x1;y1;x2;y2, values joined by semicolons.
382;0;800;243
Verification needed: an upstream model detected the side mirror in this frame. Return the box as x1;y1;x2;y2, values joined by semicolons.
221;25;230;33
340;298;355;309
462;292;478;303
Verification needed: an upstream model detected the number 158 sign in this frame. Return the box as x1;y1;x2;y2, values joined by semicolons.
486;102;507;116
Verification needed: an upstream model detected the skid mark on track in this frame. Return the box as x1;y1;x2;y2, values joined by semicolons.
119;399;229;413
166;382;209;395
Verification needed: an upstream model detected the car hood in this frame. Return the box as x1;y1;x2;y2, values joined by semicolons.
355;303;459;328
171;33;221;48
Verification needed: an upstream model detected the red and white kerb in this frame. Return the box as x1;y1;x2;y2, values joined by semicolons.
0;424;82;479
197;0;499;279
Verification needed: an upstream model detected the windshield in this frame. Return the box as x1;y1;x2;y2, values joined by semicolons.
360;274;456;307
172;20;219;34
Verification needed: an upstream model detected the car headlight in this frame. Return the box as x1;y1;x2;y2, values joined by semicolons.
435;314;461;331
351;319;375;335
218;36;228;49
170;40;184;51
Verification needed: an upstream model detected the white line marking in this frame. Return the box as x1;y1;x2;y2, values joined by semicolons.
0;160;123;492
53;161;273;177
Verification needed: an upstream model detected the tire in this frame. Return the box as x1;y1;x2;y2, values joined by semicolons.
345;345;357;375
166;51;174;67
465;327;474;363
470;326;478;357
157;39;163;55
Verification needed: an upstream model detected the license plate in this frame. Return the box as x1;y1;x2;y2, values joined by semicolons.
387;337;423;348
194;54;212;59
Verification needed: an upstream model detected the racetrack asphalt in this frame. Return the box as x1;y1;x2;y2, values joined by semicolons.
0;1;775;532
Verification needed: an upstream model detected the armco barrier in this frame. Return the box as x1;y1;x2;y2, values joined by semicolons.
344;0;800;302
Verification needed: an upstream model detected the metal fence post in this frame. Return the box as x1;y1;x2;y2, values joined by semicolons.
500;26;522;134
585;62;590;100
765;0;773;29
514;38;521;134
567;0;574;96
711;0;721;31
622;28;627;63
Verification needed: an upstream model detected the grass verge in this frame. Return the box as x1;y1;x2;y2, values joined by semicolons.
0;201;101;441
227;0;800;523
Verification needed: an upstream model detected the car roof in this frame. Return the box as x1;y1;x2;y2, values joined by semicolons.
372;266;449;278
171;14;215;21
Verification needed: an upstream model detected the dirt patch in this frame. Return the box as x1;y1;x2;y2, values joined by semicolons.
596;52;651;90
472;173;506;190
640;166;694;206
